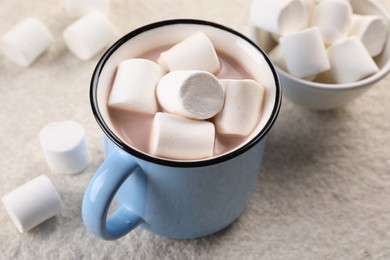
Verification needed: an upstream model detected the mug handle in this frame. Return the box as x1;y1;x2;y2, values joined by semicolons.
82;149;144;240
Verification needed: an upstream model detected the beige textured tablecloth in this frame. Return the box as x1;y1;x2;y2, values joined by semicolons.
1;0;390;259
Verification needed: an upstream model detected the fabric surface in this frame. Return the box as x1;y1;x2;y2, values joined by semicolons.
1;0;390;259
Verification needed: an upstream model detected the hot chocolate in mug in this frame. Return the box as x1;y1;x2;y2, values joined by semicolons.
82;19;282;240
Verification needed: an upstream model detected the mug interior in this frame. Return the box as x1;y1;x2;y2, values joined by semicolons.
91;19;281;167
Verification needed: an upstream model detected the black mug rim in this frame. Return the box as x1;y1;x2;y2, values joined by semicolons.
90;19;282;168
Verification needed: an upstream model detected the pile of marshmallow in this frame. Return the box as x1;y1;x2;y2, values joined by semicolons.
0;0;115;67
108;32;265;160
251;0;389;84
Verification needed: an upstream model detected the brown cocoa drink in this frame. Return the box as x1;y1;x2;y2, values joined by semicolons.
106;45;259;159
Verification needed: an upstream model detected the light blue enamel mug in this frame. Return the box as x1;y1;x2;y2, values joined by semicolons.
82;19;282;240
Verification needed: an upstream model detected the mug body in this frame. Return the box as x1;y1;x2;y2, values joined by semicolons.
105;135;266;239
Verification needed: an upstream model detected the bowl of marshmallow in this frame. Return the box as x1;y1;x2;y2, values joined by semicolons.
250;0;390;110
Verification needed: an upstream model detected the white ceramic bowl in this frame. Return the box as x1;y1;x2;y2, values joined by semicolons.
250;0;390;110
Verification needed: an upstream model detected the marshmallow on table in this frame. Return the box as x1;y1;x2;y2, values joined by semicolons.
63;11;115;61
156;70;224;120
279;27;330;79
108;58;165;114
214;79;265;136
39;120;90;175
157;32;220;73
1;175;62;233
150;113;215;160
0;17;53;67
350;14;388;57
311;0;353;45
250;0;307;35
327;37;379;84
66;0;110;18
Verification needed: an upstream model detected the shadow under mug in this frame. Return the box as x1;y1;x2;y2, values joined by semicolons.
82;19;282;240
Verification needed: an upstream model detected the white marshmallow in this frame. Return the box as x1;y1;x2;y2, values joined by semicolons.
39;121;90;174
311;0;352;44
269;45;316;81
268;45;288;72
0;17;53;67
279;27;330;79
350;14;388;57
327;37;379;84
150;113;215;160
108;58;165;114
156;70;224;120
63;11;115;61
157;32;220;73
65;0;110;18
1;175;62;233
250;0;307;35
214;79;265;136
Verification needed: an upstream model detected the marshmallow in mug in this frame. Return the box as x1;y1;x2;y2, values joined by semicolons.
350;14;388;57
63;11;115;61
157;32;220;73
150;113;215;160
311;0;353;45
1;175;62;233
0;17;54;67
214;79;265;136
39;120;90;175
109;59;166;114
279;27;330;79
327;37;379;84
156;70;224;120
65;0;110;18
250;0;307;35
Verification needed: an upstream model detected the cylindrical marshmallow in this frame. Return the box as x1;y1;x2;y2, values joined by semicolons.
349;14;388;57
63;11;115;61
311;0;353;44
156;70;224;120
250;0;307;35
39;120;90;174
66;0;110;18
157;32;220;73
0;17;54;67
269;45;317;81
150;112;215;160
214;79;265;136
279;27;330;79
108;58;165;114
1;175;62;233
327;37;379;84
